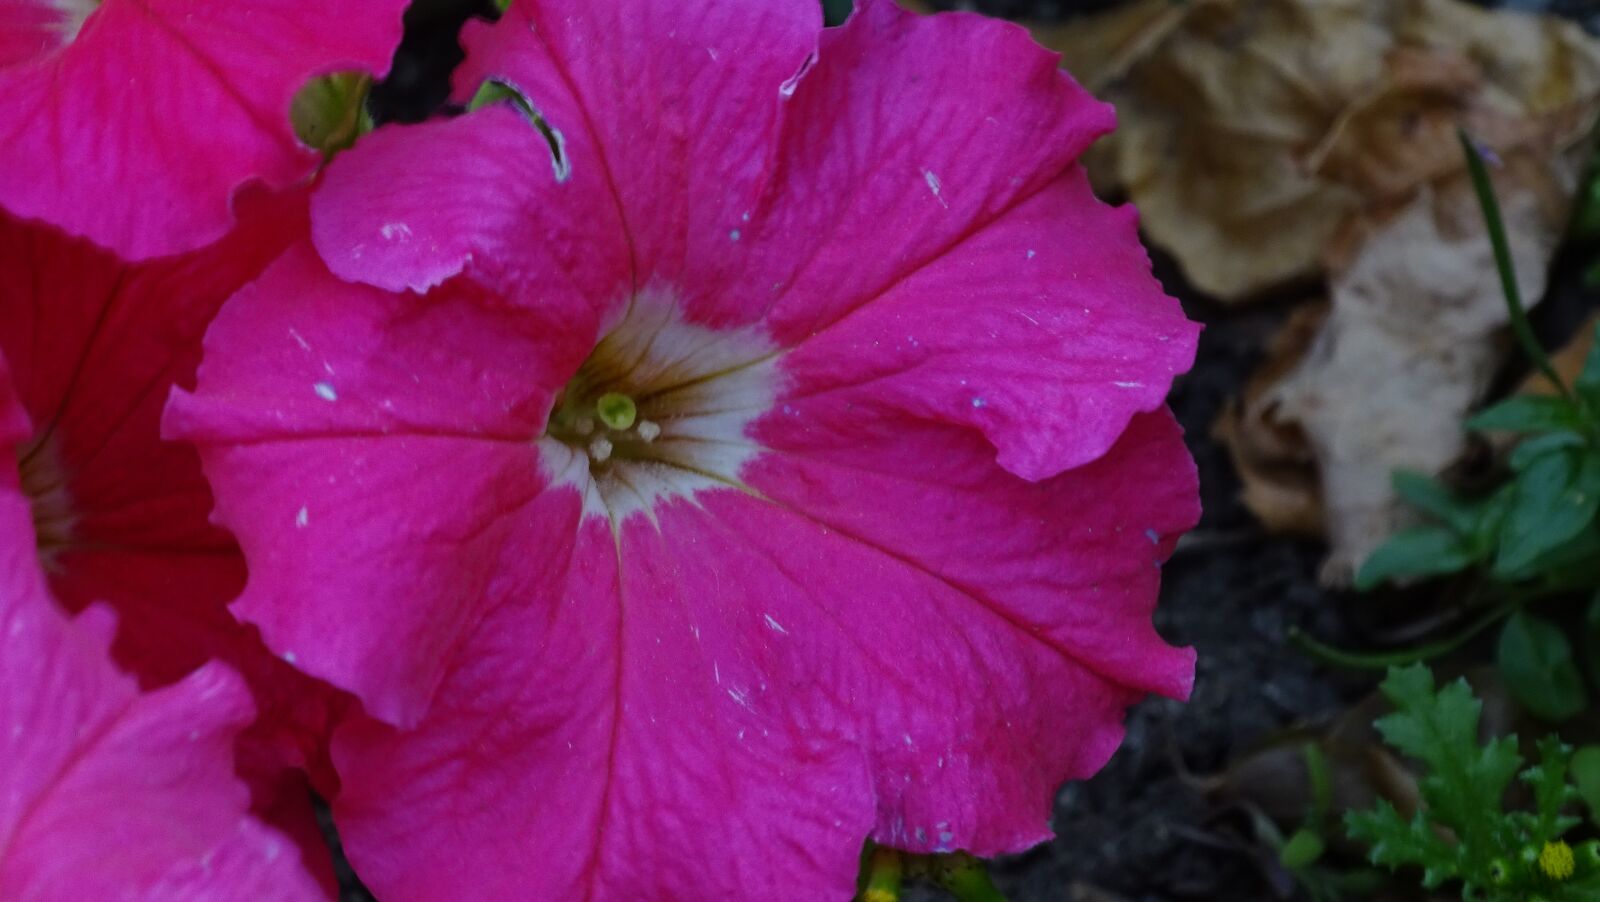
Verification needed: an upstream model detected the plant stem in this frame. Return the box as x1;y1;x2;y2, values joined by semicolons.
1289;599;1518;670
1458;129;1574;402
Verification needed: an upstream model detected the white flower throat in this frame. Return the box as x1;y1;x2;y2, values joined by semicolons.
541;288;780;527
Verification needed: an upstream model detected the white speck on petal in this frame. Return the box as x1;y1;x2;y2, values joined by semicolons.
763;614;787;635
313;382;337;402
922;169;948;208
713;661;721;685
729;229;741;242
288;328;311;351
295;507;309;528
283;651;298;664
379;222;412;241
971;397;986;408
1026;249;1036;260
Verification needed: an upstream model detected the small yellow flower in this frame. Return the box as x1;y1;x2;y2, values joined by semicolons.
1539;840;1575;881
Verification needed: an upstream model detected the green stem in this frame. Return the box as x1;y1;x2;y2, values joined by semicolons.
860;847;903;902
1458;130;1573;402
1290;600;1518;670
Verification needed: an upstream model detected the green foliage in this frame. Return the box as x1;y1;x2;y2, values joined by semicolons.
1346;665;1600;900
1569;745;1600;823
1496;613;1586;721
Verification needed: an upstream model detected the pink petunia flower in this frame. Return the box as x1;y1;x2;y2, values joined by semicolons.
0;357;322;900
0;0;406;260
166;0;1201;898
1;193;345;889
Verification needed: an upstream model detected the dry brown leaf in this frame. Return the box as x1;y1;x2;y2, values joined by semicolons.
1033;0;1600;304
1270;158;1578;580
1039;0;1600;580
1214;303;1328;537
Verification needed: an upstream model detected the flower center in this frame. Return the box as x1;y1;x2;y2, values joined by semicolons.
16;436;75;572
541;287;779;525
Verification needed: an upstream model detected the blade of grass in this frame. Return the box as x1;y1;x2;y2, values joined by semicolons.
1458;129;1572;401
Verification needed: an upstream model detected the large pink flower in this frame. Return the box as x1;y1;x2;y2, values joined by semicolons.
167;0;1200;898
0;193;344;886
0;357;322;899
0;0;406;260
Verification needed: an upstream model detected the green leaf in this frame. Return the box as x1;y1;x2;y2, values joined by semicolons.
1519;737;1580;842
1509;432;1589;472
1345;802;1459;890
1356;526;1479;590
1371;665;1522;858
1468;396;1584;434
1497;613;1587;722
1471;484;1516;554
1502;524;1600;585
1393;471;1482;535
1570;746;1600;825
1494;449;1600;576
1279;828;1326;870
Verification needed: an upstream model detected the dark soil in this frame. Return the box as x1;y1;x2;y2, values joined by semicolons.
327;1;1600;900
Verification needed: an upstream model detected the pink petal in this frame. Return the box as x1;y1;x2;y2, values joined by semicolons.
0;409;321;898
773;167;1196;480
2;200;343;887
332;506;874;901
1;192;295;682
314;0;818;296
326;413;1192;896
0;1;69;68
312;107;632;299
165;244;601;726
0;0;406;260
